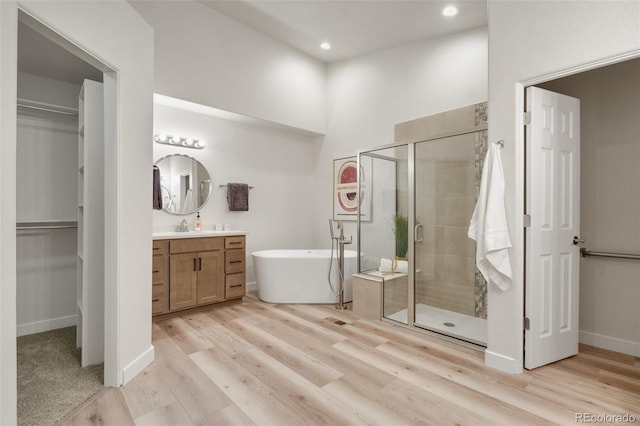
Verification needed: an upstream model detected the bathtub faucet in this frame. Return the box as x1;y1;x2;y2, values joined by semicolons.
329;219;351;311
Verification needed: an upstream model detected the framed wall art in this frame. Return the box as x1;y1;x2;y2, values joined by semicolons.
333;155;371;221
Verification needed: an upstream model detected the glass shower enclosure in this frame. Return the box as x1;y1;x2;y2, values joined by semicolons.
358;128;488;346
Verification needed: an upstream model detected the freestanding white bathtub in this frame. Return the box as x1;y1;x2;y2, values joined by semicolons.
252;249;358;304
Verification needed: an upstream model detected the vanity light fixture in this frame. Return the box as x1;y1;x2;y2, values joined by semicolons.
442;5;458;17
154;134;205;150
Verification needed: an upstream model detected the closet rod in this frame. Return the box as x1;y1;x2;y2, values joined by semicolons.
16;221;78;231
17;99;78;117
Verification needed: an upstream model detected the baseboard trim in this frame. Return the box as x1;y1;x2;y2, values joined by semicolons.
17;314;77;337
485;349;522;374
580;330;640;357
246;281;257;292
121;345;154;385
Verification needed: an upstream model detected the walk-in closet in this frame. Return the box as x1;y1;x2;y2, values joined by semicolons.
16;15;106;425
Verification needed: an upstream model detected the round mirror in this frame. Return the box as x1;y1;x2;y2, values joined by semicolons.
154;154;212;215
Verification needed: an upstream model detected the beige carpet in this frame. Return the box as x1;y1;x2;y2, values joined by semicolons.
17;327;104;426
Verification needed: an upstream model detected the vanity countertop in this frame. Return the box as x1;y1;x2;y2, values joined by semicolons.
152;230;247;240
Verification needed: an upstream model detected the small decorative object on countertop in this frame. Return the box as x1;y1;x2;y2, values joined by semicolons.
194;212;202;232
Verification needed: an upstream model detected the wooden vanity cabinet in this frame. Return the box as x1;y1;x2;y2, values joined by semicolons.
152;235;245;316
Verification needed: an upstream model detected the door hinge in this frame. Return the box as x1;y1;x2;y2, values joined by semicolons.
523;214;531;227
524;317;530;331
523;111;531;125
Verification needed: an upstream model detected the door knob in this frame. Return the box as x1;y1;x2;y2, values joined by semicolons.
572;236;585;245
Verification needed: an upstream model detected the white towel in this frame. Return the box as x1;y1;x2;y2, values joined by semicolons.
468;143;512;291
378;258;408;274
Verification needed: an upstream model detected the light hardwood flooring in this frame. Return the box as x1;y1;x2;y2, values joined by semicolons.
60;295;640;425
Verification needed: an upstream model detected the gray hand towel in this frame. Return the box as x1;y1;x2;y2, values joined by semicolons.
227;183;249;211
153;166;162;210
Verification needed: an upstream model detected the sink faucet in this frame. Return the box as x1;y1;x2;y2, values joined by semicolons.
176;219;189;232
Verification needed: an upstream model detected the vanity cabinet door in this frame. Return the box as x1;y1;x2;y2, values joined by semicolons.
169;253;198;310
197;250;225;305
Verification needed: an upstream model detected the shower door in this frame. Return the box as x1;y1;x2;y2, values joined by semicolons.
413;132;487;345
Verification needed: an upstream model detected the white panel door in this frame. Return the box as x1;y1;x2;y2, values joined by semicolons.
525;87;580;369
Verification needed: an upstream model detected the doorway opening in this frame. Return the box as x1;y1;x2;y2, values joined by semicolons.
16;10;116;423
523;57;640;369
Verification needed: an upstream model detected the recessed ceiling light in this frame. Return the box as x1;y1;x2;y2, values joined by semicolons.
442;5;458;17
320;42;331;50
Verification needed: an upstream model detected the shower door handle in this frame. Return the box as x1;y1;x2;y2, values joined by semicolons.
414;223;424;244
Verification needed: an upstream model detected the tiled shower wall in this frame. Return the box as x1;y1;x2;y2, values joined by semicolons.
413;102;488;319
386;102;488;319
414;153;477;317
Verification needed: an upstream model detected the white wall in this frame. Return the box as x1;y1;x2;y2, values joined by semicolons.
18;72;79;110
0;2;18;422
130;0;326;135
153;102;318;284
488;0;640;373
17;72;80;336
539;59;640;356
1;2;154;419
311;27;488;249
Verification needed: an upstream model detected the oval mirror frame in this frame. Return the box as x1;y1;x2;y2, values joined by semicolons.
154;154;212;215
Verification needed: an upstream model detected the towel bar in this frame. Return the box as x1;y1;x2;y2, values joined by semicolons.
580;247;640;260
219;184;254;189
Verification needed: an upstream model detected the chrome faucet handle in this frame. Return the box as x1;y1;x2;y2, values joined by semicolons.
176;219;190;232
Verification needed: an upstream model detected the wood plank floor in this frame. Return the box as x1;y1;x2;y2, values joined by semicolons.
60;295;640;425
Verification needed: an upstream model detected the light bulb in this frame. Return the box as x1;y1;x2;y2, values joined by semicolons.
320;42;331;50
442;5;458;17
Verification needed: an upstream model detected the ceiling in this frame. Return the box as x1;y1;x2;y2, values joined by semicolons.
17;1;487;86
200;0;488;62
18;21;103;86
